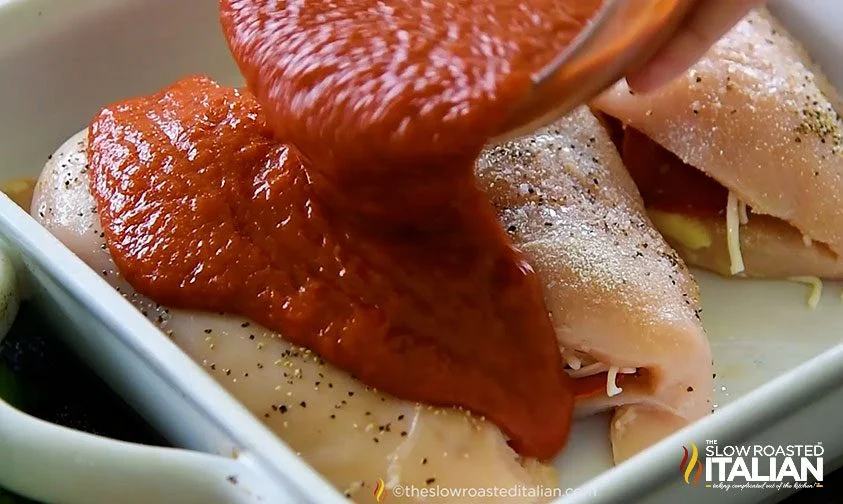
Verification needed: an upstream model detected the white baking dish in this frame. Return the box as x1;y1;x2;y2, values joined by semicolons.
0;0;841;503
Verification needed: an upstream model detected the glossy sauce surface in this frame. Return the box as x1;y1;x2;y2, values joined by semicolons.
220;0;604;168
88;0;606;459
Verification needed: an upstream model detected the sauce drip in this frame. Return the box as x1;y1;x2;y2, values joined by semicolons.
89;0;606;459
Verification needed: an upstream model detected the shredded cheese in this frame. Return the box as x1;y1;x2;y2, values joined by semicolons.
563;351;638;397
726;192;746;275
566;362;608;379
608;368;638;397
607;367;636;397
561;349;582;370
606;367;623;397
789;276;823;310
738;201;749;225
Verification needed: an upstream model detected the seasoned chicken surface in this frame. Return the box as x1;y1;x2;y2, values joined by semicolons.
32;106;712;502
476;107;712;462
33;130;555;504
593;9;843;278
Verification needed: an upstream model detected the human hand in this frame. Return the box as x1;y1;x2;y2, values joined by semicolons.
625;0;768;93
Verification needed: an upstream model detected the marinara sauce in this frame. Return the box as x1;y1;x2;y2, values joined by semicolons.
88;0;606;459
619;125;728;216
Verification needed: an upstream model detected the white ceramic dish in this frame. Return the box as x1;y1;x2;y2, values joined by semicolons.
0;0;841;503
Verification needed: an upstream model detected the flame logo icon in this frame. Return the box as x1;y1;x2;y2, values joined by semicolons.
680;442;703;487
374;478;387;502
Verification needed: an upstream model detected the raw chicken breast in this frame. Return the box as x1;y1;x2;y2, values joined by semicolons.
592;9;843;278
33;104;712;488
475;106;712;462
31;130;557;504
645;209;843;280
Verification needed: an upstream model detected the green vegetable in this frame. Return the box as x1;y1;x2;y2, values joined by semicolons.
0;362;22;408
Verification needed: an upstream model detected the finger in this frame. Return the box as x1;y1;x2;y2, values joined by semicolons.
625;0;765;93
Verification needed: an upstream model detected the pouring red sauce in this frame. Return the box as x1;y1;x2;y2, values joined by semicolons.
88;0;606;459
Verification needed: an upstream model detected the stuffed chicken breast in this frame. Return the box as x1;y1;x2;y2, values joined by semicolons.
476;107;712;462
32;128;557;504
593;8;843;281
32;93;711;501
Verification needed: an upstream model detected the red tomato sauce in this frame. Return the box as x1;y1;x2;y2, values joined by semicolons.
88;0;606;460
604;117;727;216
